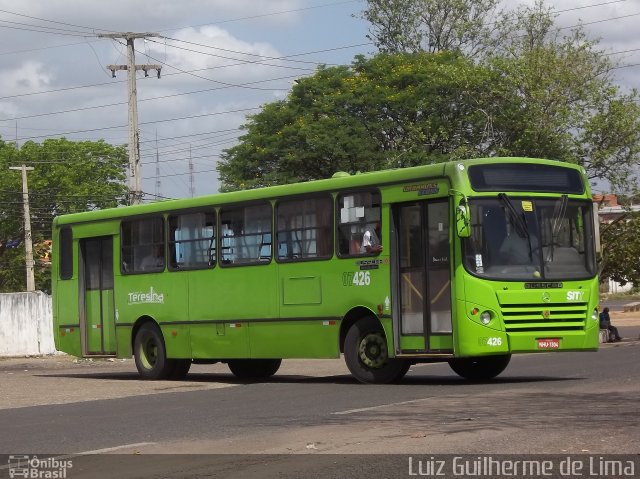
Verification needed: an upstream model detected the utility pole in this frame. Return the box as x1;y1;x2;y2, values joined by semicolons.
9;165;35;292
189;145;195;198
98;32;161;205
154;131;161;200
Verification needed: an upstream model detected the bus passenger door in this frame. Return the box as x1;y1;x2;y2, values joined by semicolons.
393;200;452;354
79;237;116;356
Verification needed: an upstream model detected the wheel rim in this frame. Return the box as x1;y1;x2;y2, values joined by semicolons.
358;332;388;369
139;335;158;370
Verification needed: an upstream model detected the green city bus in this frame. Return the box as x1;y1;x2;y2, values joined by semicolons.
51;157;600;384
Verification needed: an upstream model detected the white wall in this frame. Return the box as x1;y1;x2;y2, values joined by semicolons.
607;279;633;294
0;292;55;356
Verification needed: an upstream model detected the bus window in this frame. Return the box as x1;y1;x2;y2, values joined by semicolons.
337;191;381;256
168;211;216;270
220;202;272;265
59;227;73;280
276;196;332;261
121;216;165;274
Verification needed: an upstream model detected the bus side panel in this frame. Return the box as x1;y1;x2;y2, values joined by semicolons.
260;262;340;358
249;321;338;358
190;322;249;359
187;266;275;358
115;269;190;357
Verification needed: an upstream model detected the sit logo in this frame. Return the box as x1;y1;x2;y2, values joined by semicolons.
8;455;72;478
566;291;585;301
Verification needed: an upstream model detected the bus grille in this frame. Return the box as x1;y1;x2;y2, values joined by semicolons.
500;303;587;332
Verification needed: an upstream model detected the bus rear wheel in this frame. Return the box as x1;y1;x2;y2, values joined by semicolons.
448;354;511;381
228;359;282;379
134;322;173;380
344;316;410;384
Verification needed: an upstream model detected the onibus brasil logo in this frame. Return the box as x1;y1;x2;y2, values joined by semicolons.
8;455;72;478
127;286;164;305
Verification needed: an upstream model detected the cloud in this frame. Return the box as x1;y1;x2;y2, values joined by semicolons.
0;61;53;96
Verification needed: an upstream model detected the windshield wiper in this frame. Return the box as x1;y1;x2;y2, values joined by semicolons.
498;193;533;260
545;194;568;263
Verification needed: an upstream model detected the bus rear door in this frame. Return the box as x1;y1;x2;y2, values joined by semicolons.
79;236;116;356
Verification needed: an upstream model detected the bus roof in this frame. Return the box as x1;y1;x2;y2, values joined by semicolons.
54;157;584;226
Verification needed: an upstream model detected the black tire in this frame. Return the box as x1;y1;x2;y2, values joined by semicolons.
133;322;173;380
228;359;282;379
448;354;511;381
168;359;192;380
344;316;410;384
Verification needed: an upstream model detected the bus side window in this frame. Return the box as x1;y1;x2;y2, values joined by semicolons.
168;211;216;270
276;195;333;261
59;226;73;280
220;202;272;266
121;216;165;274
337;190;382;257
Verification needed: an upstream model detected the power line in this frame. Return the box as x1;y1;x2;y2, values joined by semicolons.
154;36;350;67
0;7;109;32
142;168;217;179
158;0;361;32
126;42;291;92
0;73;301;123
12;107;259;142
0;21;94;37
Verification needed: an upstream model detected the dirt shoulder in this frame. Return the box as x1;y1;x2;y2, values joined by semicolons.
609;310;640;326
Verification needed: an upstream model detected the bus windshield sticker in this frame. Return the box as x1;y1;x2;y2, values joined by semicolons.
522;200;533;212
475;254;484;273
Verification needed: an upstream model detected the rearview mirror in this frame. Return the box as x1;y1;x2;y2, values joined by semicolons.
454;194;471;238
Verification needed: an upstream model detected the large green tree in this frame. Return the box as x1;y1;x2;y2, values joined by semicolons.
219;0;640;194
600;213;640;288
218;52;498;190
0;137;127;292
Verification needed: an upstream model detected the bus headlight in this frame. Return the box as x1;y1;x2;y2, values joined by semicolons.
480;311;492;325
592;309;599;321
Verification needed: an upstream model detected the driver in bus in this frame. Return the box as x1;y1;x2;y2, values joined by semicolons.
499;230;531;264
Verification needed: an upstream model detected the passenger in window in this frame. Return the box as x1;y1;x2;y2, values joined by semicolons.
361;222;383;254
140;244;164;271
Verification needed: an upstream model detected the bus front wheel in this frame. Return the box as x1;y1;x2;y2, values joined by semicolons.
134;322;174;380
228;359;282;379
448;354;511;381
344;316;410;384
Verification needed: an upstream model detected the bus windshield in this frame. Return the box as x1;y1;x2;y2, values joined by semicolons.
463;197;596;280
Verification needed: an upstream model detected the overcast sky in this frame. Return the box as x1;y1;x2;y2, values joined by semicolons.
0;0;638;200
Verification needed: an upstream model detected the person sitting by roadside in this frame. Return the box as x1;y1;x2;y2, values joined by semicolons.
599;307;622;342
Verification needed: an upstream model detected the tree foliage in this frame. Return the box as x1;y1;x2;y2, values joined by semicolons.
219;0;640;193
0;138;127;292
600;214;640;287
218;53;499;190
360;0;501;57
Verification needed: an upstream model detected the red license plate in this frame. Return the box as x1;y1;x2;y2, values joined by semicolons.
537;338;560;349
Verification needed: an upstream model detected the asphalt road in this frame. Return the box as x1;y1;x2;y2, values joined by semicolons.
0;330;639;479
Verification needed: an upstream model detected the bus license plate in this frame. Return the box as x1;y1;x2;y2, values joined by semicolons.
537;338;560;349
